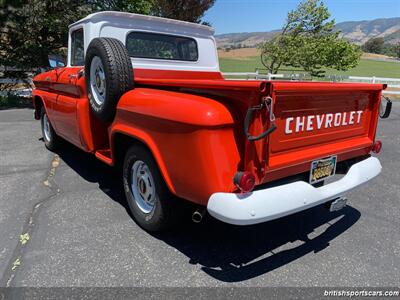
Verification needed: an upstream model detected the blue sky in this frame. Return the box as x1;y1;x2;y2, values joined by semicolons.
204;0;400;34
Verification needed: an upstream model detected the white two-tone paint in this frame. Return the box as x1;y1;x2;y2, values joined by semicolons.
67;11;220;72
208;157;381;225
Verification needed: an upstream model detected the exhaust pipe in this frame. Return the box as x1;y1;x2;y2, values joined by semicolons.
192;209;205;223
326;196;348;212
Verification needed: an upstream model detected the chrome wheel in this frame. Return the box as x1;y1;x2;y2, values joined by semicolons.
90;56;106;106
130;160;156;214
43;113;51;142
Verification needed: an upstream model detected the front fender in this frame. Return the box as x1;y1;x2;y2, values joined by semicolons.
32;91;48;120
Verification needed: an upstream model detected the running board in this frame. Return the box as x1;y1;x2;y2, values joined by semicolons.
95;149;113;166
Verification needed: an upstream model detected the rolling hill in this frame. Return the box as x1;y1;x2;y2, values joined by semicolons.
336;18;400;44
215;17;400;48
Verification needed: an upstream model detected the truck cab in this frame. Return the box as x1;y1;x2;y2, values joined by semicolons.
32;11;391;232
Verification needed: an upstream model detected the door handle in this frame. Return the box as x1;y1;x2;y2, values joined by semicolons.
68;69;84;79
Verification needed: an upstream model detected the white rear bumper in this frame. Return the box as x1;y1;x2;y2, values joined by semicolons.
207;157;381;225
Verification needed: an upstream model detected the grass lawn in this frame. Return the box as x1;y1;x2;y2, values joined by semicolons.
219;56;400;78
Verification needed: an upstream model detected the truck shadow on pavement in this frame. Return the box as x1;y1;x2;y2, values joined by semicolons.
158;206;360;283
56;142;361;283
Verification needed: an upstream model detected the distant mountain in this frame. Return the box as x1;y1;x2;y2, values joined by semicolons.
215;30;279;48
215;17;400;49
384;29;400;43
336;18;400;44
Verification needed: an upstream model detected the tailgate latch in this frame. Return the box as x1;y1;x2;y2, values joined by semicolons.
244;96;277;141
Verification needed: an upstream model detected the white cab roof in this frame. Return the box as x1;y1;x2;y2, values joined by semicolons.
69;11;214;36
68;11;219;72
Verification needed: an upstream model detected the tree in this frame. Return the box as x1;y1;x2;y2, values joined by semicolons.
381;43;399;58
0;0;155;71
395;42;400;59
87;0;153;14
0;0;215;75
152;0;215;24
1;0;92;70
362;37;385;54
259;0;361;77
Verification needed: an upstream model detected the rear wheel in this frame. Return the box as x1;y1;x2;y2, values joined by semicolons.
122;145;181;232
40;107;59;151
85;37;134;123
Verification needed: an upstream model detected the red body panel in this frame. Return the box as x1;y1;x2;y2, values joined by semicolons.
264;82;382;180
32;67;384;205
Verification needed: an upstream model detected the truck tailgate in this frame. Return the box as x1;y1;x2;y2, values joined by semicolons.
267;82;384;171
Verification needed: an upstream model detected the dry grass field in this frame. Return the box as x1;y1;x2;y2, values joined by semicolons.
217;47;260;58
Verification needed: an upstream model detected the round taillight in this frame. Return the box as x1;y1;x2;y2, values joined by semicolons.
234;171;256;193
372;140;382;153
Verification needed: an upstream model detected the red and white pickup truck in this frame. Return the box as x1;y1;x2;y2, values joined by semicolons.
32;11;391;231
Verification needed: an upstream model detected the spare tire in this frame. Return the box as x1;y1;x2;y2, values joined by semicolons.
85;38;134;122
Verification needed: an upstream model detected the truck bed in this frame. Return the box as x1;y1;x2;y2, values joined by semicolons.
131;69;384;186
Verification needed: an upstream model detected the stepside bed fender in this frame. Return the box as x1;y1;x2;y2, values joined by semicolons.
110;126;177;194
110;88;236;196
116;88;235;126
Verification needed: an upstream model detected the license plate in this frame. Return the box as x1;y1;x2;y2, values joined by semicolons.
309;156;337;184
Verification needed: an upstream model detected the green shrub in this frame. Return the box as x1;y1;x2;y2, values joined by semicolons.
0;94;32;109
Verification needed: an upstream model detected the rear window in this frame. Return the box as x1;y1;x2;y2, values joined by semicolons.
126;32;198;62
71;28;84;66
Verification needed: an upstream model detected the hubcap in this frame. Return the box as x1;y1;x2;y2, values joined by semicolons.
130;160;156;214
90;56;106;106
43;113;51;142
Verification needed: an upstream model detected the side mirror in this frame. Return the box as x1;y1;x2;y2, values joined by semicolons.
48;54;66;69
379;96;392;119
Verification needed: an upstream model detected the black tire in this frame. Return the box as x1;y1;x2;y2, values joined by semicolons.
40;107;59;151
85;37;134;122
122;145;181;232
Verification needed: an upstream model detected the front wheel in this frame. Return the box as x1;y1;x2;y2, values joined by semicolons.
122;145;181;232
40;107;59;151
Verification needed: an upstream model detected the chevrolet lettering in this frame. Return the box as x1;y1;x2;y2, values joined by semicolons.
285;111;363;134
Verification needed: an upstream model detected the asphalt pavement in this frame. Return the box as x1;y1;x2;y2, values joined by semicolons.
0;106;399;288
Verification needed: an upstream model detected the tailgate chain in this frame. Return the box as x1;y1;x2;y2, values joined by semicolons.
244;96;277;141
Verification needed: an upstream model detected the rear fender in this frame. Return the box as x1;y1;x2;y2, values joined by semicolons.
117;88;235;126
110;125;177;194
111;88;238;201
